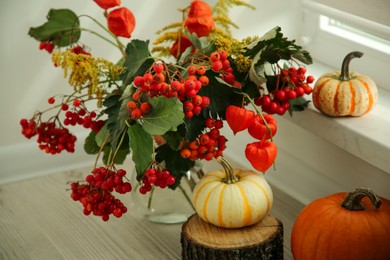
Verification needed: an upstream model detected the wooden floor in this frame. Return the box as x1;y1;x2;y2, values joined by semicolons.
0;167;304;260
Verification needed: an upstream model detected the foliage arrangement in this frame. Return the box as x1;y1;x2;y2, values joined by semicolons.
20;0;315;221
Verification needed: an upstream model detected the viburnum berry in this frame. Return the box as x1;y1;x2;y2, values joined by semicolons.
48;97;55;104
73;99;82;107
179;117;227;161
196;66;206;75
211;61;223;72
210;51;220;62
187;65;197;75
199;75;209;86
39;41;54;53
70;166;131;221
126;100;137;111
138;165;176;194
153;60;164;73
140;102;151;114
130;109;142;120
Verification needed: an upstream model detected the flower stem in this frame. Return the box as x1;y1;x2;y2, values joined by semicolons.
80;27;120;49
110;127;128;165
178;184;195;211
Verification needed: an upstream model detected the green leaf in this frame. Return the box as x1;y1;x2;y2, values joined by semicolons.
163;130;184;150
184;114;207;142
128;123;153;180
289;97;310;115
245;26;313;87
84;131;100;154
121;40;154;85
155;144;195;190
141;96;184;136
103;93;122;150
95;124;109;147
197;70;242;119
103;87;133;152
28;9;80;47
186;31;209;51
102;143;129;165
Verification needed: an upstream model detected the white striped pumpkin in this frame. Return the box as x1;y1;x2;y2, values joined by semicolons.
312;51;378;117
192;168;273;228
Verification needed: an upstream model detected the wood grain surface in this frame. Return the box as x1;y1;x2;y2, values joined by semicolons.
0;167;304;259
182;214;281;248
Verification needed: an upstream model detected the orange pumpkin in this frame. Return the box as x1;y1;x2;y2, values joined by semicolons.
291;188;390;260
312;51;378;117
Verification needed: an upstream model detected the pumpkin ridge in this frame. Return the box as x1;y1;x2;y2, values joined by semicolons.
348;81;356;115
358;79;374;115
246;179;272;213
236;183;252;226
217;185;226;227
333;82;341;114
313;78;331;109
193;179;218;207
202;184;221;223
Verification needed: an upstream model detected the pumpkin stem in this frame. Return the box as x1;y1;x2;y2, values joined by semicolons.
341;187;382;211
340;51;364;81
217;156;238;184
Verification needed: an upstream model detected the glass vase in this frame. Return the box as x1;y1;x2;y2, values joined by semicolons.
130;162;204;224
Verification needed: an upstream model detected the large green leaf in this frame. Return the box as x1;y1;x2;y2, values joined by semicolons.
28;9;80;47
128;123;153;180
121;40;154;85
141;96;184;136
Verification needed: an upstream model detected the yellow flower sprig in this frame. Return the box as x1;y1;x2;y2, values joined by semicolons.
52;50;125;106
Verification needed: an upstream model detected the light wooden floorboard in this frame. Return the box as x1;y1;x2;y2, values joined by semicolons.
0;167;304;260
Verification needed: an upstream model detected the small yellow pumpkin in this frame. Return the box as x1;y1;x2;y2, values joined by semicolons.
312;51;378;117
192;157;273;228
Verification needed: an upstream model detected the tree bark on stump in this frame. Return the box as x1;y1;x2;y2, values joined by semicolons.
181;214;283;260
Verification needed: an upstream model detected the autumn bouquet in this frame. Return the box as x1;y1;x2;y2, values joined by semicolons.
20;0;314;221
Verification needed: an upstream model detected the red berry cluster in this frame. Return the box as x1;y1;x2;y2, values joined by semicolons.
126;99;151;120
131;61;211;119
20;118;77;154
20;118;37;139
180;118;227;161
139;166;176;194
70;45;91;56
255;66;314;115
209;50;241;88
60;98;104;132
39;41;54;53
70;166;131;221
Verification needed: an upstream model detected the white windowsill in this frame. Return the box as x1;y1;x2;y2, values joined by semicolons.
284;60;390;174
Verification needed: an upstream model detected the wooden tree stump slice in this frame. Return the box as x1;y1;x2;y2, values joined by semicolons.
181;214;283;260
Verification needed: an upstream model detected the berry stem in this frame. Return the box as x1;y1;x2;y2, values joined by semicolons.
178;184;196;211
94;134;110;169
78;14;126;58
110;126;129;165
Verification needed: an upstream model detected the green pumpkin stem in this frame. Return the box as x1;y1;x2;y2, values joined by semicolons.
341;187;382;211
218;156;238;184
340;51;364;81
